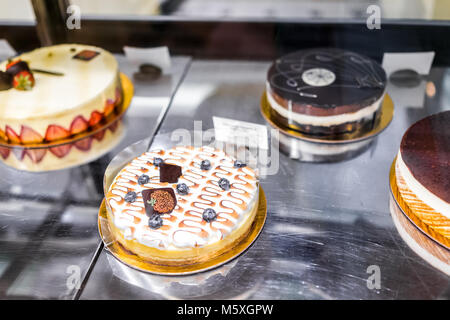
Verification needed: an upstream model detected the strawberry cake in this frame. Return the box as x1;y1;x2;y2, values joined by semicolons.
105;146;259;266
0;44;122;145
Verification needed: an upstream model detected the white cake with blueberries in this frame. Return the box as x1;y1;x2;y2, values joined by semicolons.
105;145;259;266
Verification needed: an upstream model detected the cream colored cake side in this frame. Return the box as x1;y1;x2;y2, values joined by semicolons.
0;44;121;138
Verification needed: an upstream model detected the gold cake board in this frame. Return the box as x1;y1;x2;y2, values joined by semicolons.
260;91;394;144
389;158;450;275
98;186;267;275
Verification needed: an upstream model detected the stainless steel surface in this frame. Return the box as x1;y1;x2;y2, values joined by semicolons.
0;55;191;299
80;60;449;300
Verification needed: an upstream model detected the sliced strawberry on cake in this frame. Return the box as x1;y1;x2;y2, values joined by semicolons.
45;125;71;142
20;126;43;144
0;146;10;159
92;128;106;141
5;126;21;144
104;99;115;117
88;111;103;127
70;116;89;135
74;137;93;151
25;148;47;163
49;144;72;158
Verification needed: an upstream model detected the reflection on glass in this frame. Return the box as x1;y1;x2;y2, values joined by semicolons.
67;0;450;21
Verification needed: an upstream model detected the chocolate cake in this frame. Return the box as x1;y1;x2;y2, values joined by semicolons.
266;48;387;136
397;111;450;218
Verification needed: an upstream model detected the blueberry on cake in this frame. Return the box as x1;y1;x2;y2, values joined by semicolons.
105;146;259;266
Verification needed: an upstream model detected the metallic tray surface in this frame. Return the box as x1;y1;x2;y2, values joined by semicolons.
0;56;448;300
80;60;450;300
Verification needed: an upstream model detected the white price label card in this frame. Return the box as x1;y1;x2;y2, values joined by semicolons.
123;46;171;73
0;39;17;60
213;116;268;150
382;52;435;76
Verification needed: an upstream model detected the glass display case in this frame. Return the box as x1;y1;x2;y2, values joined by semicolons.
0;0;448;300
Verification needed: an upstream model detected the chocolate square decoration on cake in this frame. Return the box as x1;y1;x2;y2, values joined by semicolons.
142;188;177;215
73;50;100;61
159;163;182;183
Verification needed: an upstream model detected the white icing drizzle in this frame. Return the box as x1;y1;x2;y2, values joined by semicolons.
106;146;258;250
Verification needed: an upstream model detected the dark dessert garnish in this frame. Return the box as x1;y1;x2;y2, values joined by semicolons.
73;50;100;61
124;191;137;203
133;64;162;82
234;160;247;168
148;214;163;229
202;208;217;222
176;183;189;195
140;63;162;75
0;71;12;91
31;68;64;76
138;174;150;185
159;163;182;183
200;160;211;170
218;178;230;191
6;60;30;76
153;157;164;167
70;48;76;52
5;60;35;91
142;188;177;215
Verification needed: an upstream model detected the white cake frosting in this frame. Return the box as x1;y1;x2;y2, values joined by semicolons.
0;44;120;137
396;151;450;219
106;146;258;250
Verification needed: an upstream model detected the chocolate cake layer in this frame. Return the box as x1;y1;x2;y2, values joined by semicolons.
400;111;450;203
267;48;386;115
270;107;381;136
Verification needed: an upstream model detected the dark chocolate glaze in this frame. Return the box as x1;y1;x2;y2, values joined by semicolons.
400;111;450;203
0;71;12;91
267;48;386;112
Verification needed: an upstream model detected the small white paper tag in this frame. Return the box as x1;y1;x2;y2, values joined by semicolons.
382;52;435;76
213;116;268;150
123;46;171;72
0;39;17;60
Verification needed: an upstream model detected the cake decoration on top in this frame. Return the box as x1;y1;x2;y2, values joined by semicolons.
73;50;100;61
159;163;182;183
267;48;386;109
142;187;177;216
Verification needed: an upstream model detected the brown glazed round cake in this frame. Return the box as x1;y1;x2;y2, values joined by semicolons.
266;48;387;136
396;111;450;220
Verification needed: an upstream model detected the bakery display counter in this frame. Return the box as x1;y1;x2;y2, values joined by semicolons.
79;60;449;299
0;55;191;299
